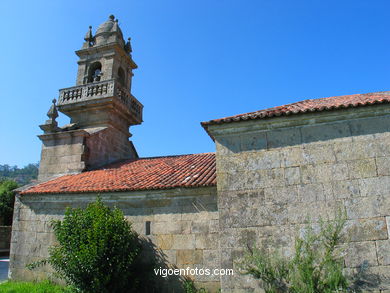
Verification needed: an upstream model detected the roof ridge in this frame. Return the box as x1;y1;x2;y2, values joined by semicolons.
92;152;216;171
138;152;215;160
202;90;390;128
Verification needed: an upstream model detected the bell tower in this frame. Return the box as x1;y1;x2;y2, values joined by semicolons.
38;15;143;181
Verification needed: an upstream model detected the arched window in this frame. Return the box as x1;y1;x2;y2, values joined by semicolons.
118;67;125;87
87;62;102;83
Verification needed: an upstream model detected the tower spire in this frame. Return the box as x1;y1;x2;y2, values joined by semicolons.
37;16;143;181
84;26;95;47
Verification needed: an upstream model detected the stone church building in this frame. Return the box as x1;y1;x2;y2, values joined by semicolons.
10;16;390;292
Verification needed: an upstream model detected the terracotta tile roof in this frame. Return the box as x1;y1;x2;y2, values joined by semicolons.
201;91;390;128
21;153;216;195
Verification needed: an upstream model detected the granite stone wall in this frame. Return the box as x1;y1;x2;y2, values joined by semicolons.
9;186;219;292
208;105;390;292
85;126;137;169
38;126;137;181
38;130;87;181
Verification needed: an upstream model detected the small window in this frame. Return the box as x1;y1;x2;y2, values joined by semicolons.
87;62;102;83
145;221;151;235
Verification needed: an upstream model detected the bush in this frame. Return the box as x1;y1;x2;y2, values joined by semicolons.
238;211;348;293
0;179;18;225
29;197;142;293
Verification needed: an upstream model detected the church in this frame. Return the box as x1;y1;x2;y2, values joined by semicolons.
10;16;390;292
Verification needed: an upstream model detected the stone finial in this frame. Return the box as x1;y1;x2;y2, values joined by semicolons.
109;14;115;21
40;99;59;133
84;26;95;47
124;37;132;54
113;19;119;32
47;99;59;120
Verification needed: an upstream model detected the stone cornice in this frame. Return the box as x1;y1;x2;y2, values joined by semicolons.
206;104;390;139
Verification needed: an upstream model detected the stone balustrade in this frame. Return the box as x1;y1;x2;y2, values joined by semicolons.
58;79;143;123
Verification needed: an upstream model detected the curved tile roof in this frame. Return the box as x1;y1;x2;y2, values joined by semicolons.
201;91;390;127
21;153;216;195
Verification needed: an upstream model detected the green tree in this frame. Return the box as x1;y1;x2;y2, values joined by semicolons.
29;198;142;293
0;179;18;225
238;211;348;293
0;163;38;185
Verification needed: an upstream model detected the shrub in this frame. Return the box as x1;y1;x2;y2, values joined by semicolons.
0;179;18;225
238;211;348;293
29;197;141;293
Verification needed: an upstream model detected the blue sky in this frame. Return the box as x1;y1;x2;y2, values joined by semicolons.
1;0;390;167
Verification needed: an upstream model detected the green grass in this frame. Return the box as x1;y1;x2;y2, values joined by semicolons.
0;280;72;293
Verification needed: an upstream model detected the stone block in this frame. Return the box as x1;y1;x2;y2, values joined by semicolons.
345;196;384;219
240;132;267;152
282;147;304;167
301;122;351;144
172;234;195;250
285;166;301;185
181;220;192;234
334;139;377;161
217;170;245;191
387;217;390;236
267;127;302;149
219;229;240;249
376;240;390;266
300;164;316;184
332;180;360;199
152;212;181;222
161;249;176;264
130;222;144;234
359;176;390;197
348;159;377;179
376;157;390;176
217;155;244;172
350;265;390;290
300;164;325;184
244;150;282;171
216;135;241;155
349;115;390;136
322;182;334;201
194;281;220;292
287;200;344;224
298;183;325;202
264;185;299;205
203;249;220;269
331;163;350;181
343;218;388;242
153;221;182;234
219;228;261;250
191;221;209;234
375;134;390;158
156;234;174;250
176;249;203;265
344;241;378;268
264;168;285;188
220;199;288;228
209;220;219;234
302;144;336;164
195;233;219;249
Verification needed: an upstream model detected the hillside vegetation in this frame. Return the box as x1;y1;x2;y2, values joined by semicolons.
0;163;38;185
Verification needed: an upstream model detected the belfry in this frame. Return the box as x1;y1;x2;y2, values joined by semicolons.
38;15;143;181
